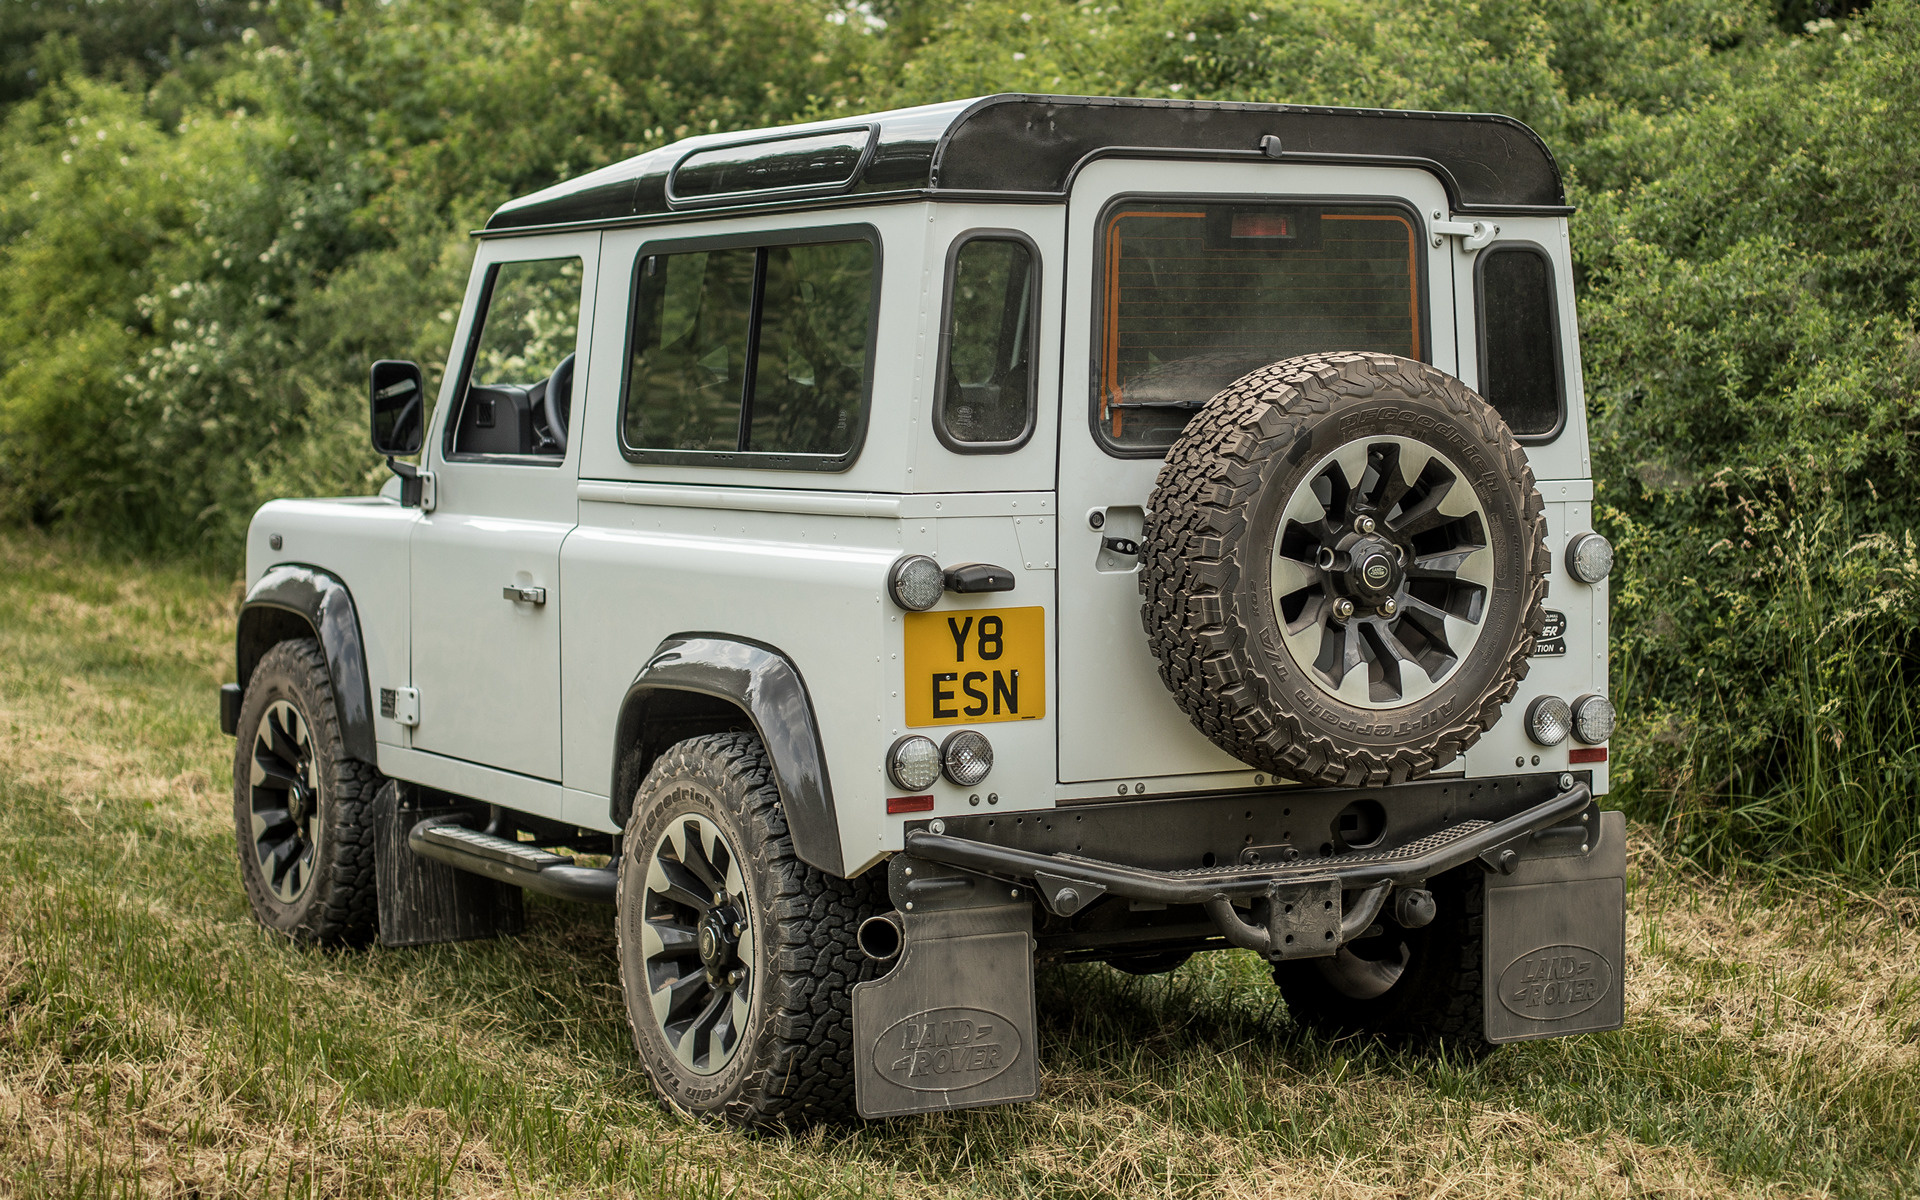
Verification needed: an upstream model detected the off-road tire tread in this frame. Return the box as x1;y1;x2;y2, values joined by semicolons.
1140;352;1549;786
232;637;382;944
617;732;881;1128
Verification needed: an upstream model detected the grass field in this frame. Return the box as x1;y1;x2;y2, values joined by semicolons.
0;529;1916;1199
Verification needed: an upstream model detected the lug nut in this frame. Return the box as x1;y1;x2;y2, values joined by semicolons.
1355;515;1376;535
1332;598;1356;620
1378;597;1398;616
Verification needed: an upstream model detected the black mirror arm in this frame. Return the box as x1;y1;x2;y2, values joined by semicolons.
384;455;435;511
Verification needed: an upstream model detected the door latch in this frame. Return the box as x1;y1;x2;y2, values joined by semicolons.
502;584;548;605
1430;216;1500;252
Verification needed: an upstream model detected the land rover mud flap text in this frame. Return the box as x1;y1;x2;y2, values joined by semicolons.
1484;808;1627;1042
852;857;1038;1118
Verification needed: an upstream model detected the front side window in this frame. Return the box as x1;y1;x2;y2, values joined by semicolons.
450;256;582;458
1476;246;1564;439
1095;202;1423;454
622;232;876;466
935;235;1038;451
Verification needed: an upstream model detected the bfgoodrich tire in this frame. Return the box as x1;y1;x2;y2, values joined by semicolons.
616;732;881;1128
1140;352;1549;787
231;638;382;943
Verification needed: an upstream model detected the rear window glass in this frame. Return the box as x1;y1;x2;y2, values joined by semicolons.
1476;246;1564;438
1095;202;1423;453
621;233;876;466
936;235;1038;450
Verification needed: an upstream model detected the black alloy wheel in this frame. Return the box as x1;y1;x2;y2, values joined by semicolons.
639;812;755;1075
247;698;320;904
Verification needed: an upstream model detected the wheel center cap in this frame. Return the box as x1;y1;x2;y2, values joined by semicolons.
698;909;738;972
1340;535;1403;598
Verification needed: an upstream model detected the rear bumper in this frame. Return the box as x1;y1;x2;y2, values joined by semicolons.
906;782;1590;907
901;774;1597;962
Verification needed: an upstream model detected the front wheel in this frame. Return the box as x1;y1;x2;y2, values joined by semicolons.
616;732;880;1127
230;638;381;943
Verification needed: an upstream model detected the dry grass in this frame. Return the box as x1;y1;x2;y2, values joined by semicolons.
0;527;1914;1199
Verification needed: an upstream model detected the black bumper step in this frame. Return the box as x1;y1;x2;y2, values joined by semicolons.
407;820;617;905
903;782;1593;907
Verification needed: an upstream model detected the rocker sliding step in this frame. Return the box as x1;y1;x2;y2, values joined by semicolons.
407;819;617;905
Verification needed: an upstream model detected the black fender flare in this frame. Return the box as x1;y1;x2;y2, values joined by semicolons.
237;564;378;764
612;635;843;877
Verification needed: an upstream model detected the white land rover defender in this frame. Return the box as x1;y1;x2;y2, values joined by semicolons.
220;94;1622;1125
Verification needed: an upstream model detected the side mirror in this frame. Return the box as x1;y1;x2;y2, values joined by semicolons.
369;360;426;456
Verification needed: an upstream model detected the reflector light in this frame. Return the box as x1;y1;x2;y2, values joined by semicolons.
886;795;935;814
1566;532;1614;584
1572;694;1617;744
887;554;945;611
941;730;994;786
1568;747;1608;764
1526;695;1573;747
886;734;941;790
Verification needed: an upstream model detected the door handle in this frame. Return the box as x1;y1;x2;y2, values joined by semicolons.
502;584;547;605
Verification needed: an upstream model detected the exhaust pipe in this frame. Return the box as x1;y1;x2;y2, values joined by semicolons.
857;912;904;962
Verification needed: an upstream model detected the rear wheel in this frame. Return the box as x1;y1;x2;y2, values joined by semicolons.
1272;867;1490;1049
616;732;880;1127
230;638;381;943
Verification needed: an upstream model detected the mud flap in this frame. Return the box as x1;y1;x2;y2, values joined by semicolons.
373;781;523;947
852;856;1039;1118
1483;807;1626;1043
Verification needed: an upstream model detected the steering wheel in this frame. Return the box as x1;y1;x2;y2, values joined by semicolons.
540;352;574;454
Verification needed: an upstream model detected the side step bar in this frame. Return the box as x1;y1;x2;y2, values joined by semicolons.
407;819;617;905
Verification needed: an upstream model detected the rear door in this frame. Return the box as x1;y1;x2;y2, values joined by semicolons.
1054;160;1457;785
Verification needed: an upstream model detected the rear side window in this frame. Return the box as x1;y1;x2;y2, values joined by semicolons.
621;230;878;468
1476;245;1565;439
1094;201;1423;454
935;234;1038;451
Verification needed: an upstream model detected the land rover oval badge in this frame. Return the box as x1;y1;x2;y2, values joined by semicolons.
875;1006;1020;1091
1498;944;1612;1020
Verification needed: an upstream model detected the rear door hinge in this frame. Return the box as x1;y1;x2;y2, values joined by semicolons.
380;686;420;727
1430;217;1500;252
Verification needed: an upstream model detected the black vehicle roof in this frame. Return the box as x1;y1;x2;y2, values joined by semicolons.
483;93;1567;235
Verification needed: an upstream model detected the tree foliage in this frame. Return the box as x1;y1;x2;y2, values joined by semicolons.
2;0;1916;877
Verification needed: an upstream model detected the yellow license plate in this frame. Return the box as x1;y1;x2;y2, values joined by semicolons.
903;606;1046;727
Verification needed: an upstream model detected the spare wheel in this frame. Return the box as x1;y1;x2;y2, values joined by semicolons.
1140;352;1549;787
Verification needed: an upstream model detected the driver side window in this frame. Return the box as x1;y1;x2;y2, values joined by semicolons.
450;256;583;458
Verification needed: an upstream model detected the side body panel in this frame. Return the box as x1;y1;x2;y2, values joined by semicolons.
562;203;1064;873
243;497;418;752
